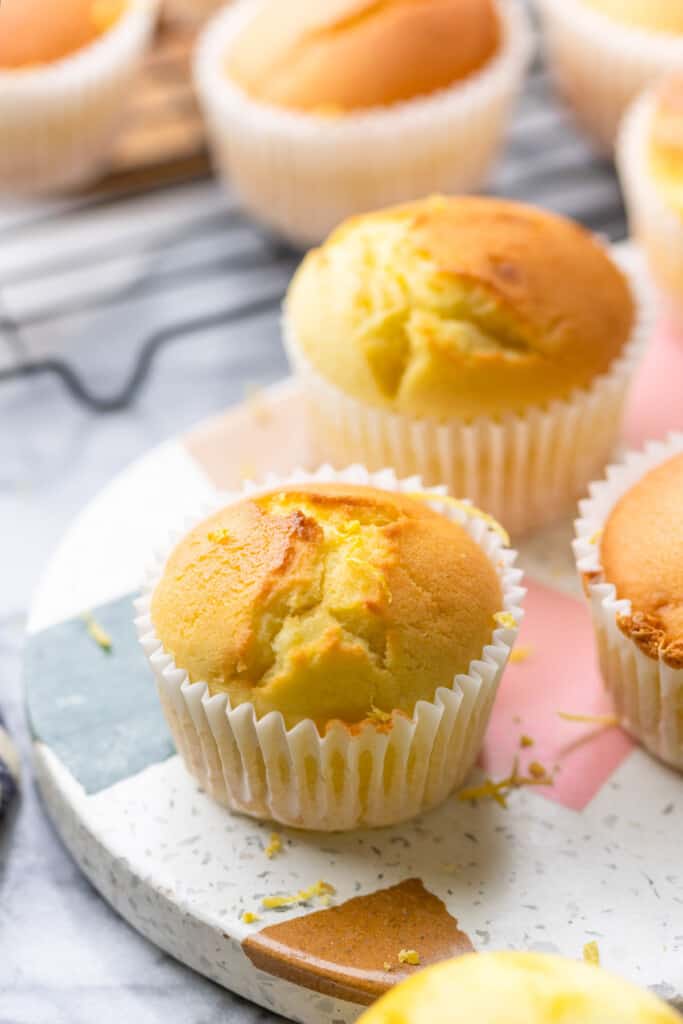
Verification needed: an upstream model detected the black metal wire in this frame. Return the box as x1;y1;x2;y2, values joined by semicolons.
0;292;283;412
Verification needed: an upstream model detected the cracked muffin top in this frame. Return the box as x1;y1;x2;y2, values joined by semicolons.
600;452;683;669
0;0;126;69
286;195;635;420
226;0;501;114
151;483;502;729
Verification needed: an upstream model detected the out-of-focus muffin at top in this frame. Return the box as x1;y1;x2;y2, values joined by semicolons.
0;0;126;68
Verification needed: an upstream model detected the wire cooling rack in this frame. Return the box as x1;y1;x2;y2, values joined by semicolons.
0;47;626;414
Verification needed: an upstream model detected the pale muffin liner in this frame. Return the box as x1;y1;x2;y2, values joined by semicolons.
0;0;158;196
618;89;683;331
282;257;653;538
535;0;683;152
193;0;532;247
134;465;524;831
573;433;683;771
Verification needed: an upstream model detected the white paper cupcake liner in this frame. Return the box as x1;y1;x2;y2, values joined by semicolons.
135;465;524;831
573;433;683;771
193;0;532;247
282;256;652;538
0;0;158;196
618;90;683;331
535;0;683;152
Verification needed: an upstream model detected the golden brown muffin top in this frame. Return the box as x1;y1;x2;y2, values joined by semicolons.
581;0;683;34
0;0;125;69
287;196;635;420
151;483;503;729
226;0;501;113
357;952;683;1024
601;452;683;667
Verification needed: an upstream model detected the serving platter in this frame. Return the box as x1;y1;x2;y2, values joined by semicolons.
25;256;683;1022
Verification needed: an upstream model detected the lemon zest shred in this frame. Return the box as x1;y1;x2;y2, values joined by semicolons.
494;611;517;630
398;949;421;966
264;833;282;859
510;646;533;664
383;961;393;971
588;529;603;545
242;911;261;924
368;705;392;725
520;734;534;749
458;757;553;807
558;712;619;727
583;941;600;965
83;613;112;653
261;880;335;910
405;492;510;547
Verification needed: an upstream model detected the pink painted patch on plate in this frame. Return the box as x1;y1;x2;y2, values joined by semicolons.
481;580;633;812
624;318;683;447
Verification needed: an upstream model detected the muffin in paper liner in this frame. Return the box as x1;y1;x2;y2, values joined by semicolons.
573;433;683;771
618;89;683;331
134;465;524;831
535;0;683;152
0;0;158;196
282;257;653;539
193;0;532;248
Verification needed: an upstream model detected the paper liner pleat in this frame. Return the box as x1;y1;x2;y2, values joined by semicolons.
135;465;524;831
0;0;158;195
193;0;532;247
282;258;652;538
573;433;683;771
535;0;683;152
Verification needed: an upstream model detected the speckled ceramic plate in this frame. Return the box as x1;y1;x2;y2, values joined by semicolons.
25;249;683;1022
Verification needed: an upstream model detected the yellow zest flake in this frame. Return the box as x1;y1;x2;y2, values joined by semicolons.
383;961;393;971
583;941;600;966
458;758;553;808
83;613;112;653
262;880;335;910
368;705;392;725
398;949;421;966
264;833;282;859
588;529;603;545
494;611;517;630
91;0;124;33
208;528;231;544
519;734;534;749
558;712;619;728
510;646;533;664
242;911;261;924
406;492;510;547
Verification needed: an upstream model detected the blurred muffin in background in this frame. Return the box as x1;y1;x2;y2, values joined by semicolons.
619;75;683;330
0;0;158;195
535;0;683;151
284;195;646;536
194;0;531;247
356;952;683;1024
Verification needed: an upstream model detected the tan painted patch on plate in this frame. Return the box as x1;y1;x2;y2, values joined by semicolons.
242;878;473;1006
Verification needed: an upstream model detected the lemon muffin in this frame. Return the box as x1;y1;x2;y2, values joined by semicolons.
284;196;646;536
0;0;158;194
136;467;523;830
574;434;683;771
619;76;683;330
194;0;531;246
357;952;683;1024
535;0;683;151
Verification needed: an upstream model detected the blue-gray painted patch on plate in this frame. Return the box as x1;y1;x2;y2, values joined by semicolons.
25;594;174;794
